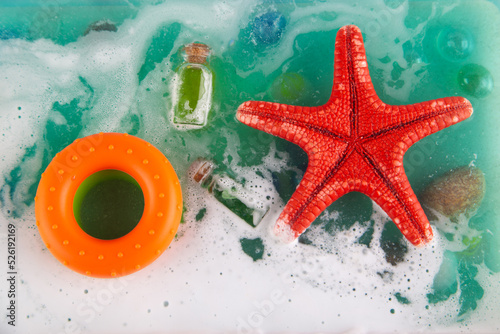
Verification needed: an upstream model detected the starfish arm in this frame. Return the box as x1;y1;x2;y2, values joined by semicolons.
359;96;473;140
361;123;441;245
333;25;376;88
327;25;380;133
372;179;433;247
356;145;433;246
274;148;351;242
237;101;346;148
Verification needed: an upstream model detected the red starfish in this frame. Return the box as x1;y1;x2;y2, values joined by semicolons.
237;25;473;246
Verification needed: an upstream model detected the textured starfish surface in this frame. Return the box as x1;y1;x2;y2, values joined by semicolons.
237;25;473;246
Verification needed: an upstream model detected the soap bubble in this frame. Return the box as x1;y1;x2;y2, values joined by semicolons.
436;27;474;62
251;11;286;45
457;63;494;98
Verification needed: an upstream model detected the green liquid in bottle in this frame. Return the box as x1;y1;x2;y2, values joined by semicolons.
172;43;213;129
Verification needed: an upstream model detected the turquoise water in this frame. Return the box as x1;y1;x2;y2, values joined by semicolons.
0;0;499;332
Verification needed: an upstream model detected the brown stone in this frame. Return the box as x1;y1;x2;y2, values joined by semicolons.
420;166;485;221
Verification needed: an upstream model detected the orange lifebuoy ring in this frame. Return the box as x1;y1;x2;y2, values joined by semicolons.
35;132;183;278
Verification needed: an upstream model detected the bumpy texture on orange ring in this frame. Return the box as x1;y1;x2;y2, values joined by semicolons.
35;132;183;278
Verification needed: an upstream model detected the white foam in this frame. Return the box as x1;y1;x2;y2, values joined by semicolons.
0;0;499;333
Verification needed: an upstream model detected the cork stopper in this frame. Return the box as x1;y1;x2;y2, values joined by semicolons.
189;158;215;185
183;42;210;64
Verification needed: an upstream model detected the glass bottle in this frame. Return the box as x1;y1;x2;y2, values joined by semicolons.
190;159;270;227
172;42;213;129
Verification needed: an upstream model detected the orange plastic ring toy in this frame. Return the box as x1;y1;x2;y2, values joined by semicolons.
35;132;183;278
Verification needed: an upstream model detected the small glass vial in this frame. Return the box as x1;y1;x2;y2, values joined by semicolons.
190;159;270;227
172;42;213;129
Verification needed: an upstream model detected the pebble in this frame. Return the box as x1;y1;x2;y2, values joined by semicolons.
420;166;485;221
